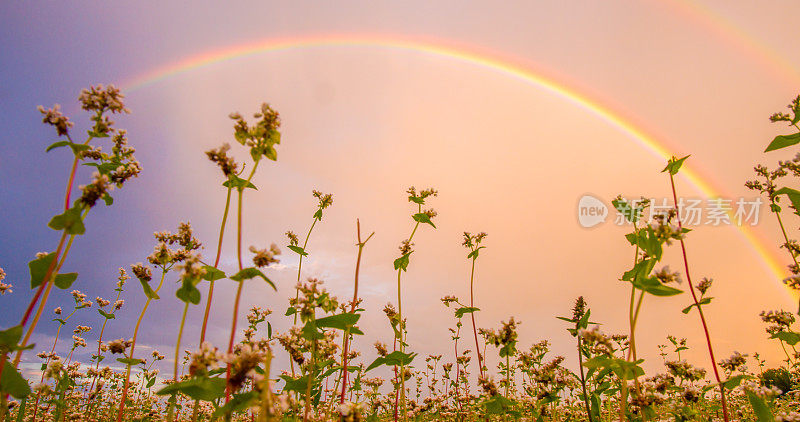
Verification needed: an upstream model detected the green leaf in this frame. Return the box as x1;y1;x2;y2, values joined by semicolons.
746;390;775;422
301;321;324;341
53;273;78;289
583;356;644;380
287;245;308;257
483;394;514;414
176;278;202;305
313;209;323;220
279;374;310;392
365;351;417;372
622;258;656;282
262;144;278;161
365;357;386;372
613;198;645;224
0;325;23;350
45;141;71;152
45;141;90;156
102;193;113;206
315;313;361;331
467;247;485;260
230;267;275;290
1;362;31;399
765;132;800;152
29;252;57;288
455;307;480;318
775;187;800;216
722;374;750;390
384;351;416;367
98;309;116;320
394;253;412;272
211;390;259;418
412;213;436;228
48;204;85;235
662;155;690;175
222;174;257;191
633;276;683;297
771;331;800;346
201;265;226;282
14;397;27;422
116;357;144;366
138;278;159;300
681;297;712;314
156;376;226;401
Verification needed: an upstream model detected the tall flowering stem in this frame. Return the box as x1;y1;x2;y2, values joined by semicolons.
117;266;167;422
393;186;437;422
3;87;138;389
287;190;334;379
223;102;283;402
340;219;373;403
199;185;233;343
665;155;729;422
462;232;487;379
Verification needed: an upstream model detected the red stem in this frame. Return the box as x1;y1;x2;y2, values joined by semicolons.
669;173;729;422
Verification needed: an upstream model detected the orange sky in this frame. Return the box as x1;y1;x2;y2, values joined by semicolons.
3;0;800;380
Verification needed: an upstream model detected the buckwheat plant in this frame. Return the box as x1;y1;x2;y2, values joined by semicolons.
441;295;470;416
198;142;239;344
611;187;687;420
338;220;374;406
117;222;201;421
218;104;283;402
391;186;437;421
462;231;487;379
747;95;800;313
664;155;729;421
557;296;594;421
0;85;139;417
280;278;362;422
286;189;334;377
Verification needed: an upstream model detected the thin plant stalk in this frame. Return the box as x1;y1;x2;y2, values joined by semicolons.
225;161;259;401
13;231;78;368
199;186;233;343
166;301;190;422
396;211;421;422
29;308;76;422
340;219;374;403
576;334;593;422
290;215;319;379
774;210;800;313
116;269;167;422
668;172;729;422
468;255;484;379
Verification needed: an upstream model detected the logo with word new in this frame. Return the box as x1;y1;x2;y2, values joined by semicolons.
577;194;608;228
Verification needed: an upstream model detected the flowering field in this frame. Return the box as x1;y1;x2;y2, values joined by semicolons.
3;85;800;422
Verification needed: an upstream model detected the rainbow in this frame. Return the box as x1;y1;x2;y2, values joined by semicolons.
122;33;792;298
663;0;800;89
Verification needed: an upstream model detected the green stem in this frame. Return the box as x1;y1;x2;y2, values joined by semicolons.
396;213;421;422
577;335;593;422
291;216;319;381
469;256;484;379
774;210;800;314
167;301;190;422
200;186;233;344
225;160;259;402
13;232;77;368
116;268;167;422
